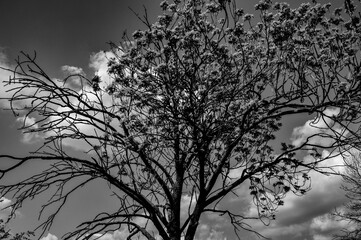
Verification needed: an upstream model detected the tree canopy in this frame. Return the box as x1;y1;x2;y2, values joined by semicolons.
334;150;361;240
1;0;361;239
0;219;33;240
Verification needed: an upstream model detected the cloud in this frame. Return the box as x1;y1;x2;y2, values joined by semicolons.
16;116;41;144
46;105;104;151
92;232;121;240
40;233;58;240
243;150;347;240
1;48;133;152
0;49;41;111
1;48;118;151
61;65;84;75
92;231;136;240
91;229;156;240
89;216;163;240
180;194;197;220
61;65;86;89
312;235;331;240
291;108;347;148
179;193;231;240
250;221;311;240
49;50;124;151
24;50;121;151
89;51;114;88
0;49;32;109
274;151;345;225
0;49;92;149
181;194;228;239
196;224;227;240
196;221;229;240
0;197;12;220
310;213;352;240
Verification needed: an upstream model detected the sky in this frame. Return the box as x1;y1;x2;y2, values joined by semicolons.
0;0;357;240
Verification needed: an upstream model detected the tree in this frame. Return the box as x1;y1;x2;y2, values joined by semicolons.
0;0;361;239
0;220;12;240
0;219;33;240
333;151;361;240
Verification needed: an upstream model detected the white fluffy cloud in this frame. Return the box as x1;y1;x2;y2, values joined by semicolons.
52;49;133;152
16;116;41;144
90;216;162;240
61;65;84;75
49;50;122;151
61;65;86;88
187;210;230;240
179;193;230;240
40;233;58;240
0;197;12;220
46;104;104;151
310;211;356;240
180;194;197;220
291;108;347;148
92;231;123;240
1;53;46;144
244;149;348;240
92;230;153;240
196;224;226;240
89;50;115;88
1;48;120;150
0;49;43;111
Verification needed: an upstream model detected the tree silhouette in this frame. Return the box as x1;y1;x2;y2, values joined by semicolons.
1;0;361;239
0;219;33;240
333;150;361;240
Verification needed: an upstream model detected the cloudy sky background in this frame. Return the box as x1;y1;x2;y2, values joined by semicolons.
0;0;358;240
